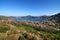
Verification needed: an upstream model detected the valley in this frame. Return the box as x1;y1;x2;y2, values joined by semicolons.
0;13;60;40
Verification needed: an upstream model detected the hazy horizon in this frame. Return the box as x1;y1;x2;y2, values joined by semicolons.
0;0;60;16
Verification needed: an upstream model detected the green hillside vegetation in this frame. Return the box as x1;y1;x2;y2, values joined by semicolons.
0;20;60;40
6;21;60;40
0;22;10;33
0;13;60;40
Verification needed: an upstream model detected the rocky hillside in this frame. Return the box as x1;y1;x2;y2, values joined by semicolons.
49;13;60;24
0;13;60;40
45;13;60;27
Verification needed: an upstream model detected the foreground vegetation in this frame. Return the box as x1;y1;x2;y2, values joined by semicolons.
0;20;60;40
11;21;60;40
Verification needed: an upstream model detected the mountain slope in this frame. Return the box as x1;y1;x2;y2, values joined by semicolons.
50;13;60;24
47;13;60;26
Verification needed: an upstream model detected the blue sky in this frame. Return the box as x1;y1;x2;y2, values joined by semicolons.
0;0;60;16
